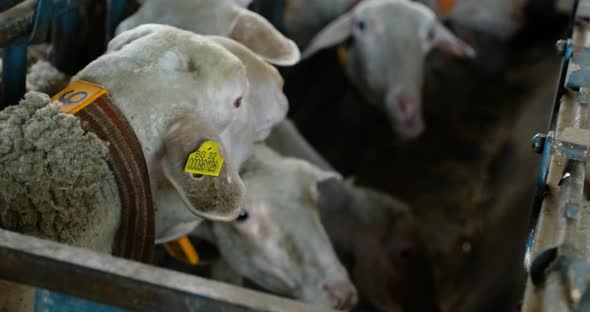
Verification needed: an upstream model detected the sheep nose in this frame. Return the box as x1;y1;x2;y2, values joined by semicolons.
322;280;359;310
396;94;420;121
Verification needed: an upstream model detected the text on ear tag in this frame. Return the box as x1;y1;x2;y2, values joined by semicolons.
437;0;456;17
184;140;224;177
52;80;109;114
163;236;200;265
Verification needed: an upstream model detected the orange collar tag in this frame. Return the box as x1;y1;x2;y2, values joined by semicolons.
336;45;348;66
164;236;200;265
52;80;109;114
437;0;456;16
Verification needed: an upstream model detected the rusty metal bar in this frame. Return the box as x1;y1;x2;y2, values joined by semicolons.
522;2;590;310
0;0;35;45
0;229;327;312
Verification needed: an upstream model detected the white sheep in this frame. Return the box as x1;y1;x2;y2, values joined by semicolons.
265;118;438;311
0;24;268;310
116;0;300;66
416;0;526;39
303;0;475;140
282;0;361;48
153;35;290;242
194;144;358;310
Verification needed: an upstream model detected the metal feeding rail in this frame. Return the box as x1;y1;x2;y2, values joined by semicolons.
522;0;590;311
0;228;326;311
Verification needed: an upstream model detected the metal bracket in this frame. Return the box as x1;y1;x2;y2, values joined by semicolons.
553;127;590;161
566;47;590;90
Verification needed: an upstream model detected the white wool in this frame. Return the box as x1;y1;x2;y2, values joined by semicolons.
26;60;69;95
0;91;121;251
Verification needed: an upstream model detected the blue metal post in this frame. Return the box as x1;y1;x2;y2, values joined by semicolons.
52;7;79;74
106;0;127;42
2;44;28;106
271;0;285;34
35;289;125;312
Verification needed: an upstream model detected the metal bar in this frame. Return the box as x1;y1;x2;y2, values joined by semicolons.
0;229;327;312
51;6;78;74
106;0;127;43
0;0;26;11
522;9;590;311
0;0;35;46
2;44;27;106
528;0;582;235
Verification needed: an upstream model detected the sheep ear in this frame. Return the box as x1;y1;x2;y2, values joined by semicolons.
428;22;476;58
301;161;342;182
159;118;245;222
234;0;253;7
108;24;163;52
314;168;342;182
229;9;300;66
302;13;353;59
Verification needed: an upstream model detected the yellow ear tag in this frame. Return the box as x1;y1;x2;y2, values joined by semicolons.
337;45;348;66
437;0;456;17
184;140;224;177
163;236;200;265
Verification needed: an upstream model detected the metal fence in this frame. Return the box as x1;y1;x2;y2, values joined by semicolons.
522;0;590;311
0;228;326;311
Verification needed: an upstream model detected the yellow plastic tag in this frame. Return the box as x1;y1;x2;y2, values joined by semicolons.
52;80;109;114
437;0;456;16
163;236;200;265
337;45;348;66
184;140;224;177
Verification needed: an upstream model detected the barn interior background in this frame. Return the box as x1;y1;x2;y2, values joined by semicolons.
0;0;585;311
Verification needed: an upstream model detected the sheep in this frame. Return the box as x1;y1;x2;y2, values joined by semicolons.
282;0;362;48
72;24;253;232
0;25;268;310
194;144;358;310
154;35;290;242
318;180;439;312
265;119;440;311
303;0;475;140
416;0;526;39
115;0;300;66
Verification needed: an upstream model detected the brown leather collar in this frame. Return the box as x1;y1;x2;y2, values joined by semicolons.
52;80;155;263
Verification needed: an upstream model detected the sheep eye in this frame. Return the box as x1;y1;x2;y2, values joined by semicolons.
234;96;242;108
236;210;249;221
356;20;366;32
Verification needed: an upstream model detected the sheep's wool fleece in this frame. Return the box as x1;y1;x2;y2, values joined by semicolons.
0;91;121;252
26;60;68;95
